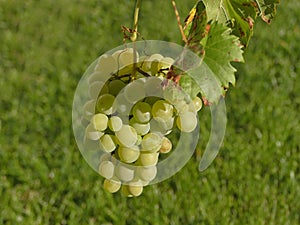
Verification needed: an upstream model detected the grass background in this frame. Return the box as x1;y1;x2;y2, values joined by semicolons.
0;0;299;224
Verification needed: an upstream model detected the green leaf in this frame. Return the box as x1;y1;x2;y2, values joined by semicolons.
255;0;280;23
203;0;258;47
183;0;208;55
201;22;244;88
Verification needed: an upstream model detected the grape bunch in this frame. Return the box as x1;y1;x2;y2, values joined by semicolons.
82;48;202;197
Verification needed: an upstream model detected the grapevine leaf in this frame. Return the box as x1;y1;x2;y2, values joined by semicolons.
255;0;280;23
201;22;244;88
183;0;208;55
203;0;258;47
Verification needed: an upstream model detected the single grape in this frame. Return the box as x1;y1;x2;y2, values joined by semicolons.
192;96;203;112
136;165;157;182
103;178;121;193
128;182;143;197
132;101;152;123
85;123;104;140
141;132;163;152
94;54;118;75
152;100;174;121
115;93;132;115
88;81;109;99
138;152;159;166
118;48;139;67
98;160;115;179
115;125;138;147
83;100;96;121
130;118;150;136
88;71;110;84
108;116;123;132
99;134;116;153
144;76;163;97
108;79;126;96
118;145;140;163
150;60;160;76
96;93;117;115
115;163;135;182
149;53;163;62
121;185;133;197
159;57;174;69
135;135;142;146
149;118;170;135
124;81;145;104
159;137;172;154
176;111;198;132
91;113;108;131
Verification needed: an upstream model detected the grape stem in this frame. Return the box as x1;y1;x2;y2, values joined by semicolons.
171;0;188;43
130;0;141;81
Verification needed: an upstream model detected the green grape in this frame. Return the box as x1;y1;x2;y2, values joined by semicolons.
150;59;160;76
144;77;163;97
192;96;203;112
85;123;104;140
135;135;142;145
91;113;108;131
88;71;110;84
138;152;159;166
103;178;121;193
108;79;126;96
149;53;163;62
115;163;135;182
88;81;109;99
118;48;139;67
115;93;132;115
96;93;117;115
159;137;172;154
132;101;152;123
152;100;174;121
141;132;163;152
130;118;150;136
118;145;140;163
83;100;96;121
159;57;174;69
176;111;198;133
99;134;116;153
149;118;169;135
98;160;115;179
144;96;162;106
124;81;145;104
136;165;157;182
121;185;133;197
115;125;138;147
128;182;143;197
163;86;185;105
94;54;118;75
108;116;123;132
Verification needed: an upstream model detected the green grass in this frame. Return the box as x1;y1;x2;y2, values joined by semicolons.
0;0;299;224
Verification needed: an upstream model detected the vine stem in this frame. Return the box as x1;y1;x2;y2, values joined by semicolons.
171;0;187;44
130;0;141;80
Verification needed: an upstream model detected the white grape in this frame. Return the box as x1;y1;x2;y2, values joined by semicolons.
115;164;135;182
159;137;172;154
94;54;118;75
132;101;152;123
192;96;203;112
160;57;174;68
88;71;110;84
108;79;126;96
108;116;123;132
103;178;121;193
85;123;104;140
124;81;145;104
117;48;139;67
88;81;108;99
136;165;157;182
118;145;140;163
176;111;198;132
141;132;163;152
138;152;159;166
115;125;138;147
152;100;174;121
144;76;163;97
115;92;132;115
83;100;96;121
130;119;150;136
96;93;117;115
128;182;143;197
98;160;115;179
99;134;116;153
91;113;108;131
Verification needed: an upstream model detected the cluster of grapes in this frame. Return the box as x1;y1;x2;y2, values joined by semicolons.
82;48;202;197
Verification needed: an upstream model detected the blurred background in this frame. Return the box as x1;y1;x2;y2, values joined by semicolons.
0;0;299;224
